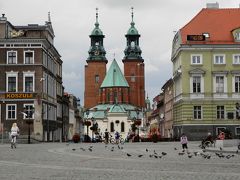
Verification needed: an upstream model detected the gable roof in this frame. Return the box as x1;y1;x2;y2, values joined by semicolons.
180;8;240;44
100;59;129;88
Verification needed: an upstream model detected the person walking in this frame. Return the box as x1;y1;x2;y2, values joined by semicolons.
180;133;188;152
115;131;120;144
10;123;19;149
104;129;109;144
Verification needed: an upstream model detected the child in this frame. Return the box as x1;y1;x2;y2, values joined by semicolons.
180;133;188;152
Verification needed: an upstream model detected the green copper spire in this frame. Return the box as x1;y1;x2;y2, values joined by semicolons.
101;59;129;88
123;7;142;60
127;7;139;35
88;8;107;61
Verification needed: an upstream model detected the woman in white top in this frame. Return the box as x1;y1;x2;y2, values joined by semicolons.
10;123;19;148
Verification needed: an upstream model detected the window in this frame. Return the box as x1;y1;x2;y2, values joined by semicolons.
114;91;118;103
110;122;114;132
6;104;16;119
235;32;240;41
95;75;99;83
193;76;201;93
217;106;225;119
25;76;33;92
235;127;240;135
233;55;240;64
214;55;225;64
131;73;135;82
235;76;240;93
7;51;17;64
193;106;202;119
191;55;202;64
216;76;224;93
121;122;125;132
8;77;16;92
24;51;34;64
23;104;34;119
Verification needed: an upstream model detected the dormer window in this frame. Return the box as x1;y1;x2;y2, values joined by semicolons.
235;32;240;41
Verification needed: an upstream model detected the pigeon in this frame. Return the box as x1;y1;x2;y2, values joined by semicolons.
105;145;108;148
158;155;162;158
72;148;76;151
146;148;149;152
226;155;231;159
220;147;223;151
188;154;193;158
118;145;120;149
206;155;211;159
174;147;177;150
88;148;92;152
138;155;143;157
193;152;198;156
127;153;132;157
178;152;184;155
154;150;157;155
121;147;124;150
149;154;153;158
80;147;85;151
162;152;167;156
154;155;158;158
236;150;239;154
202;149;206;153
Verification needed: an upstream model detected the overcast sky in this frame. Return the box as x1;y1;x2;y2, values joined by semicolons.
1;0;239;105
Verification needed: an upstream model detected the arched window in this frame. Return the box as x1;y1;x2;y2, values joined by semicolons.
110;122;114;132
121;122;125;132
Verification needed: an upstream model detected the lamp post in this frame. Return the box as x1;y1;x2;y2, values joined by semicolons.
91;117;95;142
24;106;35;144
135;109;141;142
84;109;91;142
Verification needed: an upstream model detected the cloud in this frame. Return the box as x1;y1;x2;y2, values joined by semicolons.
2;0;239;104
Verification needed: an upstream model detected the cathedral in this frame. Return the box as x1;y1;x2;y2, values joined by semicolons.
84;9;147;140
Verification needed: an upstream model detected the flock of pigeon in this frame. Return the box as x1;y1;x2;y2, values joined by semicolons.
68;143;239;160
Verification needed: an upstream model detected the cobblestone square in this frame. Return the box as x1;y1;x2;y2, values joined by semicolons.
0;142;239;180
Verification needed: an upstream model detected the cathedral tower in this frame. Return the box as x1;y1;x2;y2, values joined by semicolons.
84;8;108;108
122;8;145;108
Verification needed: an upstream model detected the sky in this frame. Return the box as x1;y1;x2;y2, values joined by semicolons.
0;0;239;105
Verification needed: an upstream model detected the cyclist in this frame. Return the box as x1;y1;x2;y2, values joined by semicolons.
201;132;214;148
10;123;19;149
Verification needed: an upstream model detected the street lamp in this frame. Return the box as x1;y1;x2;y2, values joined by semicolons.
134;109;141;142
90;117;95;142
24;106;35;144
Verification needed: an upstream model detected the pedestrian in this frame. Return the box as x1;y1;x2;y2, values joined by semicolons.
10;123;19;149
180;133;188;152
218;131;225;140
115;131;120;144
104;129;109;144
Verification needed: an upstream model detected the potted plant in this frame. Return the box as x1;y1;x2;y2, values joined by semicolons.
152;133;158;143
72;133;80;143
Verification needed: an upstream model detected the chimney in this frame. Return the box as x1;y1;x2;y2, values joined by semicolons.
0;14;7;21
206;2;219;9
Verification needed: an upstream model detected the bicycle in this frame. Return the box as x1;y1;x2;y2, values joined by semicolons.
109;135;125;145
199;139;215;149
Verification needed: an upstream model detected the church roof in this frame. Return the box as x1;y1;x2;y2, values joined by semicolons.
100;59;129;88
84;104;143;120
